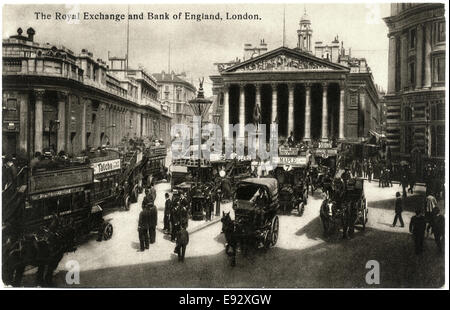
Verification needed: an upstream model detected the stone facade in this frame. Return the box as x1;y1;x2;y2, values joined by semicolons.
2;28;171;158
153;71;196;133
383;3;445;170
210;12;380;145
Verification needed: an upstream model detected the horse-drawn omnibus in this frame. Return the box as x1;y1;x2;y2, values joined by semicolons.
88;149;123;210
142;144;167;186
2;161;113;286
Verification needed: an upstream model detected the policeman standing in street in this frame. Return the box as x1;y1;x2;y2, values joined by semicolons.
138;204;150;251
170;192;180;242
175;224;189;262
409;208;427;254
148;201;158;244
163;193;171;233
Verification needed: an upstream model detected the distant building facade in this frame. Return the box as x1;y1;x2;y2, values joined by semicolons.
153;71;196;132
2;27;170;158
383;3;445;169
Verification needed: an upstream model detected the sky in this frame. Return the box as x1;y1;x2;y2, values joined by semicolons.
2;3;391;95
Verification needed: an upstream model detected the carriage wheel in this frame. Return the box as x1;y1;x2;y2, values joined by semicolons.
124;196;130;211
270;216;279;246
361;201;367;231
103;223;113;240
298;202;305;217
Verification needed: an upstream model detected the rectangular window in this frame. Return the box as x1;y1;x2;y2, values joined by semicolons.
436;21;445;43
433;55;445;83
4;99;18;120
409;28;416;49
409;62;415;87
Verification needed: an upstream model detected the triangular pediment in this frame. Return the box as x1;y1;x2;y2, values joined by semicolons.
223;47;349;73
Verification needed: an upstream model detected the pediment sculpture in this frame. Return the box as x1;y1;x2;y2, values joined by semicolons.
233;53;332;72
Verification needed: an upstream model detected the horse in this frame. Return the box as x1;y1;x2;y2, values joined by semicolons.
2;218;77;287
221;211;238;267
320;199;355;240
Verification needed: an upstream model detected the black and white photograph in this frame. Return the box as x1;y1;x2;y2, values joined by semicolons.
0;1;448;292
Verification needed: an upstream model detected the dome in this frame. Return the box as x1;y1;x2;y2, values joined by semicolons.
300;9;311;23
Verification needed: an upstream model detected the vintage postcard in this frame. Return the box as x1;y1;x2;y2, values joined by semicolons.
1;1;448;293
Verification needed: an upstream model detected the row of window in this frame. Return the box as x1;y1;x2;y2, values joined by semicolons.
402;102;444;122
403;125;444;157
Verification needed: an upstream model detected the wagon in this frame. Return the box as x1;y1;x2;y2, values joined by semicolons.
233;178;279;249
344;178;368;230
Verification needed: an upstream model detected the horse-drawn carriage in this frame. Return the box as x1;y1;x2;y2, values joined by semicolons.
275;167;308;216
222;178;279;266
2;163;113;286
319;178;367;239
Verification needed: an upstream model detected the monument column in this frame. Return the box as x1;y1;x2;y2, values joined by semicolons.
34;89;45;153
287;83;294;135
223;84;230;138
304;83;311;141
321;83;329;141
271;83;277;123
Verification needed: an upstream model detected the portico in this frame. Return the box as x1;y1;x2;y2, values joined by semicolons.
212;47;349;143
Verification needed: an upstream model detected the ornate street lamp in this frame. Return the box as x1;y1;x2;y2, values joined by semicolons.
188;78;212;184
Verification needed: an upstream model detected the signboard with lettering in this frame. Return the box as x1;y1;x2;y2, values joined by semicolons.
279;147;299;156
91;159;121;175
275;156;307;166
31;186;85;200
29;167;93;194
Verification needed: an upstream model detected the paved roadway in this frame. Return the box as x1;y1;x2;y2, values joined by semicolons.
21;180;445;288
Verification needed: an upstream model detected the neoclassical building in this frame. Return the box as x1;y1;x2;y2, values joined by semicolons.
2;27;171;158
210;12;380;147
383;3;445;168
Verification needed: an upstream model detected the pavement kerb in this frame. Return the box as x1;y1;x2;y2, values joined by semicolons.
187;216;222;234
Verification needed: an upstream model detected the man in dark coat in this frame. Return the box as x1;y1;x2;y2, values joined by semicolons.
148;202;158;244
401;172;408;198
138;204;150;251
409;208;427;254
163;193;171;233
392;192;404;227
430;207;445;253
149;183;157;203
175;224;189;262
170;196;180;242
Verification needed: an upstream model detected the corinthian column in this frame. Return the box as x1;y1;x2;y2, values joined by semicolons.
321;83;328;141
415;24;424;89
339;83;345;140
271;83;277;123
239;83;245;138
423;22;432;88
287;83;295;136
303;83;311;141
34;90;45;153
223;84;230;138
56;91;68;152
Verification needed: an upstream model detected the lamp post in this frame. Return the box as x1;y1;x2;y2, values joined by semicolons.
188;78;212;184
